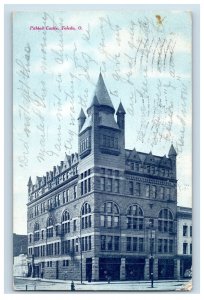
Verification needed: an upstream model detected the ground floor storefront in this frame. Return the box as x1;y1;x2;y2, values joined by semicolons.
28;255;179;281
176;256;192;279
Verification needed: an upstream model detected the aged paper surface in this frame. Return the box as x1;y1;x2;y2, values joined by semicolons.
13;11;192;291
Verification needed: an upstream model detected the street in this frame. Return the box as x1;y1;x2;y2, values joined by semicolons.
14;277;191;291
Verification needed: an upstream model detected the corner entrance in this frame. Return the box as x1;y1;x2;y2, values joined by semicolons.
99;258;120;281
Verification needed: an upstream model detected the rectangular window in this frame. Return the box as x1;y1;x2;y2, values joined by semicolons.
190;226;192;237
66;189;69;202
85;237;88;251
81;182;84;196
133;237;137;251
88;236;92;250
145;185;150;198
113;216;119;228
107;236;113;250
127;217;131;229
73;220;77;231
114;179;119;193
129;181;133;195
152;185;156;198
100;177;105;191
190;243;192;255
135;183;140;196
183;243;188;254
107;178;112;192
166;188;170;200
84;180;87;194
169;240;173;253
139;218;143;230
115;170;119;176
88;178;91;192
130;162;134;170
114;236;119;251
160;187;164;199
107;169;112;176
127;237;131;251
101;235;106;251
158;239;163;253
147;165;150;173
164;239;168;253
183;225;188;237
107;215;112;228
101;168;105;174
76;238;79;252
139;238;144;252
100;215;105;227
74;185;77;199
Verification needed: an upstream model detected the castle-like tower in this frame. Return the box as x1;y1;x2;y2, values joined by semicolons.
27;73;178;281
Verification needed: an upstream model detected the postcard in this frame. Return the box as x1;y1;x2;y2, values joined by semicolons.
13;10;192;291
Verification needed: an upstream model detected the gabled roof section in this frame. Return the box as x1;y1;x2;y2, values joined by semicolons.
159;155;171;168
95;73;115;111
144;151;155;165
128;148;141;162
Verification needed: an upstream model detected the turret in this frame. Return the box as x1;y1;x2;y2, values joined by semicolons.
168;144;177;179
77;108;86;131
27;176;33;194
116;102;126;130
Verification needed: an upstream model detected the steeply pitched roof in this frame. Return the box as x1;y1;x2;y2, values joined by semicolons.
94;73;115;110
78;108;86;120
90;94;100;107
168;144;177;156
116;102;126;114
27;176;32;186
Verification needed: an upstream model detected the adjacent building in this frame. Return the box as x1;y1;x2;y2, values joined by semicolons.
176;206;192;278
27;73;179;281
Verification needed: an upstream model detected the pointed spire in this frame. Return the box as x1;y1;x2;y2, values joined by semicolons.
90;94;100;107
116;102;126;115
27;176;32;186
77;108;86;120
94;73;115;111
168;144;177;157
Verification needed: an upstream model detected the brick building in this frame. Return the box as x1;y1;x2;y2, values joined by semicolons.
27;73;179;281
176;206;192;279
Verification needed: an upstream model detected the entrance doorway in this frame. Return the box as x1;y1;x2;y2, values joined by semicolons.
158;259;174;279
86;258;92;281
99;258;120;281
126;258;145;280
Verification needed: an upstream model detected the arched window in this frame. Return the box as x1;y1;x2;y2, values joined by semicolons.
61;210;70;234
46;217;54;238
126;204;144;230
158;209;174;233
34;222;40;241
100;201;120;228
81;203;91;229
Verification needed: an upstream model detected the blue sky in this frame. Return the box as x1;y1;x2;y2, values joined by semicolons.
13;10;192;234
